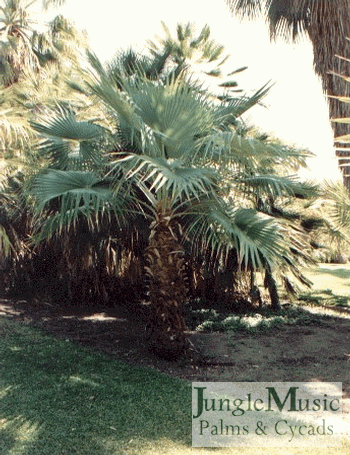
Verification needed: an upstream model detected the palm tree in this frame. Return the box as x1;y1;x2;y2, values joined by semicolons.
106;21;244;94
146;21;229;79
226;0;350;189
0;0;67;86
31;14;90;70
0;9;92;174
0;0;40;86
27;50;313;358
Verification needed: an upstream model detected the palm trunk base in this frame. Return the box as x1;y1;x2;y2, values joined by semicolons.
145;203;189;360
146;268;189;359
147;327;188;360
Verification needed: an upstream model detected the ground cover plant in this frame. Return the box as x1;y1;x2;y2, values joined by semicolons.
185;304;335;334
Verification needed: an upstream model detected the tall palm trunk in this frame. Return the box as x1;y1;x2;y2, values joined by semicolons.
305;1;350;191
145;201;188;359
227;0;350;190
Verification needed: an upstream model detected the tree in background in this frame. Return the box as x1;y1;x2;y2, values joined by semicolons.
226;0;350;190
146;21;229;79
0;10;90;172
0;0;67;86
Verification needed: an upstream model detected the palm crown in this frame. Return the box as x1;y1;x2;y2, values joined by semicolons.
28;44;314;357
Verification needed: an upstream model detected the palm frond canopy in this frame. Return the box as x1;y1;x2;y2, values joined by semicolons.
112;154;218;201
28;48;316;279
85;54;277;162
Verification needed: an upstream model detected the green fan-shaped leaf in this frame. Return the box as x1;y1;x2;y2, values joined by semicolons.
183;198;287;270
31;109;107;169
241;174;310;198
32;169;134;242
123;78;216;159
30;110;104;141
112;154;217;201
34;170;108;206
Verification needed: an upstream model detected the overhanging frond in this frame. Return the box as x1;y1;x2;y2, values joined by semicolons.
183;197;287;270
240;174;318;199
30;108;104;141
31;169;135;242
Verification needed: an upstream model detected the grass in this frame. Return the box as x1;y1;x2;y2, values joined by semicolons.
0;317;192;455
1;263;350;454
295;263;350;309
1;317;349;455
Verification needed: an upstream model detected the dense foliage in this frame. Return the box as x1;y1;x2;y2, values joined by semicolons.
1;9;349;356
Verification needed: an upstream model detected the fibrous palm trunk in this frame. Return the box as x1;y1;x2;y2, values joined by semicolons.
227;0;350;190
264;266;281;310
305;1;350;191
145;201;188;359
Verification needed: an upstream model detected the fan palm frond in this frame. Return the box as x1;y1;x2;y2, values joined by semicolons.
30;108;108;169
32;169;135;241
183;197;287;270
197;130;288;168
215;82;272;124
321;179;350;229
240;174;319;199
112;153;217;201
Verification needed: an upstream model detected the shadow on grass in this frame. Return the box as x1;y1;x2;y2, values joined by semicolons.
0;318;192;455
310;266;350;280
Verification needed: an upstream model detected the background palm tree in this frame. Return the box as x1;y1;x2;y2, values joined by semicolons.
0;0;67;86
0;0;41;86
226;0;350;189
0;10;91;172
146;21;229;79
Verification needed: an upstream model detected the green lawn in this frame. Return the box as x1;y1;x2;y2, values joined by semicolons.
297;263;350;308
0;317;192;455
1;263;350;455
304;263;350;295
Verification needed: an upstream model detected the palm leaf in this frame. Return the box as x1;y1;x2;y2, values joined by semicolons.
30;108;104;141
214;82;271;124
32;169;134;241
196;130;288;168
121;78;217;160
111;153;217;201
240;174;318;199
30;108;107;169
183;198;287;270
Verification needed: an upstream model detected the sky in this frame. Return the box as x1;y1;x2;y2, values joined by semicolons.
46;0;341;180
